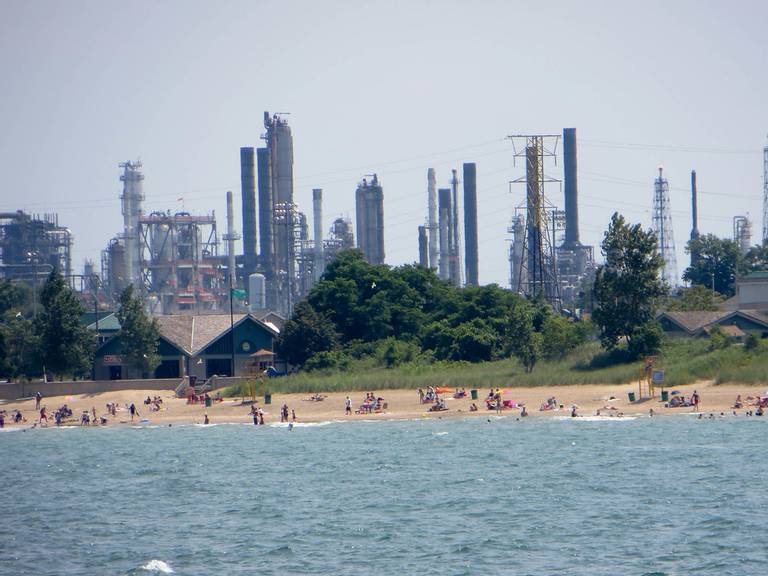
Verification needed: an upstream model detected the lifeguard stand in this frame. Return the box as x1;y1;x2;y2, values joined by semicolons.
638;356;658;400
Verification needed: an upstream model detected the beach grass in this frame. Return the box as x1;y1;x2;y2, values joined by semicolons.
222;338;768;396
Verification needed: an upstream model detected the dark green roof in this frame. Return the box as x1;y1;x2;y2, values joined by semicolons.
87;312;121;332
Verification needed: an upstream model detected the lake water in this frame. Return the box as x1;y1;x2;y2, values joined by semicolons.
1;415;765;575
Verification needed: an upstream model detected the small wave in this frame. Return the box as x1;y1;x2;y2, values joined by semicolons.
433;431;449;436
553;416;636;422
269;421;333;428
268;544;295;556
141;559;174;573
0;427;23;433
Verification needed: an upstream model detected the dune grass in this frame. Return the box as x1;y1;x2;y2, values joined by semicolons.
223;338;768;397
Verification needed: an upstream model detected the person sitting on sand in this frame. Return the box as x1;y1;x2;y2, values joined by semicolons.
13;409;24;423
570;405;579;417
469;403;478;412
734;395;743;409
428;398;447;412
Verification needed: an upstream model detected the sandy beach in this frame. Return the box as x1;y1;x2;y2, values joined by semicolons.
1;381;764;428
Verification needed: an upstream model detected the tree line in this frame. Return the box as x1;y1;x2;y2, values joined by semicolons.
0;272;159;381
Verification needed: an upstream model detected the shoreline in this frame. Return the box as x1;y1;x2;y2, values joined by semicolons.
1;380;764;429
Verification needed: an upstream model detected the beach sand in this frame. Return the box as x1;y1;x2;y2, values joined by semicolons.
1;381;763;428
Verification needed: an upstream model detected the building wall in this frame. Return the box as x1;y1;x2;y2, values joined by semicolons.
738;280;768;308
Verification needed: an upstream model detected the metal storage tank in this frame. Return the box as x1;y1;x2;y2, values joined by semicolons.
248;273;266;311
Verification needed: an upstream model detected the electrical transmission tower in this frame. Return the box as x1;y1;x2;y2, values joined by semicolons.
652;167;678;288
508;134;561;308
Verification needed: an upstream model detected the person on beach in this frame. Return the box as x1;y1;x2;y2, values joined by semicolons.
129;403;139;422
291;409;296;422
204;413;209;425
259;408;264;425
570;405;579;417
469;403;478;412
691;390;700;412
252;410;259;425
35;392;42;411
521;406;528;417
281;404;289;422
0;411;4;428
39;406;48;427
345;396;352;415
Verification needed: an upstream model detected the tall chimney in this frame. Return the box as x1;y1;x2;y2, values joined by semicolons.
563;128;580;247
240;148;257;276
427;168;437;269
690;170;700;268
313;188;324;281
450;169;463;287
226;190;237;286
418;225;428;268
691;170;699;239
463;162;478;286
438;188;451;281
256;147;273;278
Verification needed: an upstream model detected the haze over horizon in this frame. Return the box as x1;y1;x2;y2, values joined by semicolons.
1;0;766;288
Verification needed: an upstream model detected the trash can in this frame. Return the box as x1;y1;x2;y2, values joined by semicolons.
470;389;478;400
628;391;636;403
264;393;272;405
661;390;669;402
205;397;212;408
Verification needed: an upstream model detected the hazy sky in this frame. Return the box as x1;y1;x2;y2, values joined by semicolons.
1;0;767;287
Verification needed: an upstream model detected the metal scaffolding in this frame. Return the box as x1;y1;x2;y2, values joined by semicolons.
508;134;562;307
0;211;72;282
137;211;224;314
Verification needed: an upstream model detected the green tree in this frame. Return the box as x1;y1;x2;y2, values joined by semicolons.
592;213;666;360
504;299;541;372
276;300;338;367
744;243;768;273
541;314;585;359
664;285;725;311
35;271;93;379
683;234;743;297
117;285;160;378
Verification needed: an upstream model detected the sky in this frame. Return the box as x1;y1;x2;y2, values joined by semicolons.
1;0;767;288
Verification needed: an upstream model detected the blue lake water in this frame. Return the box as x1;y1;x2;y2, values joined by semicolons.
0;415;765;575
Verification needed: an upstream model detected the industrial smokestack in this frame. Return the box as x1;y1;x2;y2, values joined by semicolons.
450;169;463;287
463;163;478;286
691;170;699;240
427;168;437;269
226;190;237;286
240;147;257;276
256;147;273;277
418;225;428;268
313;188;324;281
563;128;580;247
438;188;451;281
